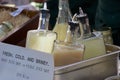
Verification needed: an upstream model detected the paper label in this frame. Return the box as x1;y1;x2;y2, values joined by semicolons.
0;42;54;80
10;8;24;17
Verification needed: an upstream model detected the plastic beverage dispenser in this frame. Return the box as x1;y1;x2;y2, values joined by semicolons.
26;2;56;54
76;8;106;59
53;0;72;42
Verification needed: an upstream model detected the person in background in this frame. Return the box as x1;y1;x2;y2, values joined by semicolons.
95;0;120;46
34;0;98;30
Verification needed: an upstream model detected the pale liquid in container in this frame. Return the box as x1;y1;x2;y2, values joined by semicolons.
53;23;68;41
26;30;56;54
53;44;84;66
79;36;106;60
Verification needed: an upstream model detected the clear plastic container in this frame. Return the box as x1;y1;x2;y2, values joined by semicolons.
53;41;84;67
53;0;72;41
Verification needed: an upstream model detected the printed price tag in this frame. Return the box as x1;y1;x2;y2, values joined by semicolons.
0;42;54;80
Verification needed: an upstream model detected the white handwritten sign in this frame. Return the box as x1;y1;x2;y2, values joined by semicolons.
0;42;54;80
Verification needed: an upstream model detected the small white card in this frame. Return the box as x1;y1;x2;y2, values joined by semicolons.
10;8;24;17
0;42;54;80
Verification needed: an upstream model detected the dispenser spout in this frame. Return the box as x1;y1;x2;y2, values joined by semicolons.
79;7;84;15
43;2;47;10
37;2;50;30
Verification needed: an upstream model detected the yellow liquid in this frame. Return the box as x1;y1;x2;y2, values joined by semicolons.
26;30;56;54
53;44;84;66
79;36;106;59
53;23;68;41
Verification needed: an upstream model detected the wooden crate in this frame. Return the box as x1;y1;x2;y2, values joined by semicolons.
0;5;39;47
